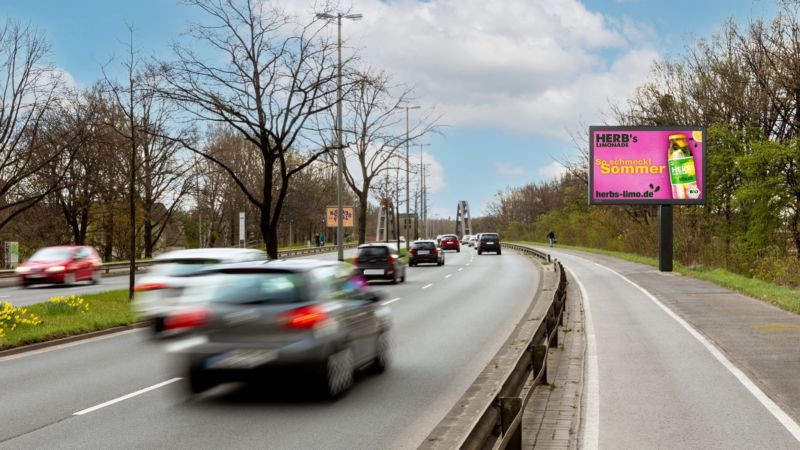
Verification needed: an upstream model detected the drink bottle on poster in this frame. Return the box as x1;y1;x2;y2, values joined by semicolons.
667;133;700;199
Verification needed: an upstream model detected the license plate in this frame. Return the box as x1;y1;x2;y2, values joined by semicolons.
27;274;45;279
206;349;277;369
487;241;495;244
364;269;384;275
418;250;430;255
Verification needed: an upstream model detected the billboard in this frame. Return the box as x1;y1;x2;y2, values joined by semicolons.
589;126;706;205
326;206;355;227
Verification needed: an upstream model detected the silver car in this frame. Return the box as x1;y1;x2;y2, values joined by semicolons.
133;248;267;334
162;259;392;398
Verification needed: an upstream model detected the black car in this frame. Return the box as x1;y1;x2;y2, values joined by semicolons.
162;259;392;398
354;243;406;284
409;240;445;266
477;233;501;255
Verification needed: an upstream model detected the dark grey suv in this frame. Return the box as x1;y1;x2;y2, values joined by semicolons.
409;240;445;266
162;259;392;398
354;243;406;284
477;233;501;255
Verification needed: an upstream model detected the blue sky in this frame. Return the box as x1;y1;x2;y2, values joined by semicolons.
4;0;780;219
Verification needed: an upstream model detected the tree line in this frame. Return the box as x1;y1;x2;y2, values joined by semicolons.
0;0;437;263
489;1;800;287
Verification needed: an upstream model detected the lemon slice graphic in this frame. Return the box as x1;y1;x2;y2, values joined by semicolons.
692;130;703;142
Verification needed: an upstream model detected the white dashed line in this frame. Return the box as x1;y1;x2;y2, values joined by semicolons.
73;378;182;416
445;274;452;279
457;268;463;272
422;284;433;289
382;297;401;305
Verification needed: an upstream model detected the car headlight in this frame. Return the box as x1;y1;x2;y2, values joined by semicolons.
46;265;66;273
15;266;30;273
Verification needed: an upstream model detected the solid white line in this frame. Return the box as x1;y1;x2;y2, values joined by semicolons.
566;267;599;450
0;328;144;363
445;274;452;279
73;378;183;416
382;297;401;306
422;283;433;289
580;255;800;443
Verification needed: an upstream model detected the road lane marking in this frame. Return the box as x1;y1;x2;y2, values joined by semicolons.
73;378;182;416
575;254;800;443
457;268;463;272
382;297;401;306
566;267;599;450
422;284;433;289
445;274;452;279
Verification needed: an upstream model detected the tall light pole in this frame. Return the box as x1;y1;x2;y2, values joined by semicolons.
395;105;420;250
416;143;430;240
318;11;362;261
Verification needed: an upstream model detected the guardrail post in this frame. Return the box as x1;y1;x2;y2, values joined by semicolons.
498;397;522;450
532;344;548;385
548;314;559;348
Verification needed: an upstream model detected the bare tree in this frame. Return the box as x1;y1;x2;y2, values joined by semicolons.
157;0;341;258
0;19;68;231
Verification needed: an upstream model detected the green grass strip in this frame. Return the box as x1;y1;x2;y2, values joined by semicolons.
514;241;800;315
0;290;136;350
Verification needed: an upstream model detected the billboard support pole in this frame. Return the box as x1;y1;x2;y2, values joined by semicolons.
658;205;673;272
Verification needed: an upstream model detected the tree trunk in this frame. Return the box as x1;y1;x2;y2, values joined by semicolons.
357;192;368;244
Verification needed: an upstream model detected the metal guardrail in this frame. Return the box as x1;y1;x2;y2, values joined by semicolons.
422;242;567;449
0;244;359;279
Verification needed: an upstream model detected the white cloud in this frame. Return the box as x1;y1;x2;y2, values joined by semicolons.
536;161;569;180
495;162;525;177
283;0;657;139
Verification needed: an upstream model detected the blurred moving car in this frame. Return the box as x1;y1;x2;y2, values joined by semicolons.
15;245;102;287
469;234;481;248
461;235;471;245
439;234;461;252
354;243;406;284
133;248;267;334
409;240;445;266
477;233;502;255
162;259;392;398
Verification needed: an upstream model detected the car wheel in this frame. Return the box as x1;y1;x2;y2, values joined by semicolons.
91;270;101;285
498;250;502;255
457;249;460;253
478;249;483;255
321;346;354;399
400;269;406;282
370;332;391;374
64;272;76;286
187;367;215;395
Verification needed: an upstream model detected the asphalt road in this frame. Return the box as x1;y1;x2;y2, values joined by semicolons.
0;246;540;449
545;247;799;449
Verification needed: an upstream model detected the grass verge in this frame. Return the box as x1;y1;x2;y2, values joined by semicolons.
514;241;800;315
0;290;136;350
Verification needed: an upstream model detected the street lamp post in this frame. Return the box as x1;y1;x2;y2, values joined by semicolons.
416;143;430;240
318;11;362;261
396;105;420;250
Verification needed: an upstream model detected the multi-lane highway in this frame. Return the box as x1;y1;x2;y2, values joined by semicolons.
546;247;800;449
0;248;540;449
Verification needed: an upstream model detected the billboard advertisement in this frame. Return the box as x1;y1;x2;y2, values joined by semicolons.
589;126;706;205
326;206;355;227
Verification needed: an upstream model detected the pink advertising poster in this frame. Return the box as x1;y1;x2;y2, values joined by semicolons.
589;126;706;205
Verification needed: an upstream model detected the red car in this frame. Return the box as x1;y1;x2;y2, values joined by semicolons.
15;245;102;287
438;234;461;252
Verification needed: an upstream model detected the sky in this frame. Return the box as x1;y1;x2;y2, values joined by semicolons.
3;0;779;220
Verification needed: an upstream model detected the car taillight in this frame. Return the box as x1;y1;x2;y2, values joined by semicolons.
388;255;396;265
410;249;417;255
282;305;329;329
352;257;358;265
134;283;169;292
431;249;438;255
163;308;210;331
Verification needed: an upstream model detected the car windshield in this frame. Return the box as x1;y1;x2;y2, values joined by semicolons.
148;259;221;276
192;272;307;305
30;248;73;262
482;234;499;239
412;242;436;250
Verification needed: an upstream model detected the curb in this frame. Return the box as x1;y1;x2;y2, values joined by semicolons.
0;321;149;358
